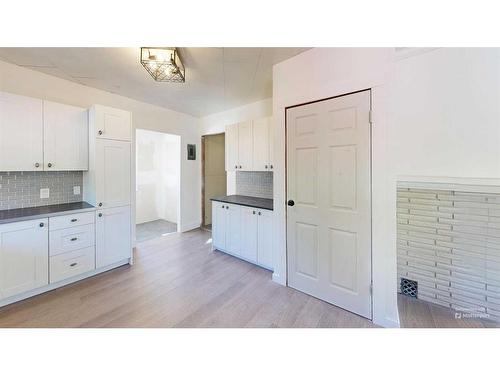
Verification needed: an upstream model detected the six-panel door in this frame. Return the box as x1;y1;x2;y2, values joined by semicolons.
0;91;43;171
43;100;89;171
96;206;131;268
0;219;49;299
95;139;131;209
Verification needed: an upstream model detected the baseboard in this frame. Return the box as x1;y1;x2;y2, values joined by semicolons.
373;315;400;328
179;221;201;233
0;258;131;308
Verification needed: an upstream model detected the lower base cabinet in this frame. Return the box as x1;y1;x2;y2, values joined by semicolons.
212;203;273;270
96;205;131;268
50;246;95;283
0;219;49;300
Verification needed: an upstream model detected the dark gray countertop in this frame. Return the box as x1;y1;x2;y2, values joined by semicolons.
0;202;96;225
211;195;273;210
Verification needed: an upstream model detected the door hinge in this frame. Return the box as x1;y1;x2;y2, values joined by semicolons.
369;110;374;124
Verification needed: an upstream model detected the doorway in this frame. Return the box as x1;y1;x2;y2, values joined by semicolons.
135;129;181;243
201;133;227;231
286;90;372;319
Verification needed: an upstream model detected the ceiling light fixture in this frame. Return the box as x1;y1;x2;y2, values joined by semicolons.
140;47;185;82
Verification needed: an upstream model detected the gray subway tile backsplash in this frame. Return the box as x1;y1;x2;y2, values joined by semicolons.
0;171;83;210
235;171;273;199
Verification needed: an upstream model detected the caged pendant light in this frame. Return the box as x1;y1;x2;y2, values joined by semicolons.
140;47;185;82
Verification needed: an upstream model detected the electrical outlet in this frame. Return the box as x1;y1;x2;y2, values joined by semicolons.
73;186;81;195
40;188;49;199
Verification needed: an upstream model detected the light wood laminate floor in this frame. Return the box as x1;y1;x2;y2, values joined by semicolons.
0;229;497;328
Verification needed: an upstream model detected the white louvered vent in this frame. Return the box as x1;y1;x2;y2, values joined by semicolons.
397;186;500;322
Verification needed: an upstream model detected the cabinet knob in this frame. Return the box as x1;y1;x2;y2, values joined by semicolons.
226;206;229;210
258;212;261;215
287;200;295;206
39;222;44;227
98;213;103;217
98;130;103;135
98;202;103;207
265;165;268;169
234;165;237;169
47;163;52;168
253;211;256;215
35;162;40;168
270;165;273;169
239;165;242;169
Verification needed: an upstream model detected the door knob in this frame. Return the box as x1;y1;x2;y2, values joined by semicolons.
287;200;295;206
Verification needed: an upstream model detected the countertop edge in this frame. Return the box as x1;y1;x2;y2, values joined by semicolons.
210;196;273;211
0;206;96;226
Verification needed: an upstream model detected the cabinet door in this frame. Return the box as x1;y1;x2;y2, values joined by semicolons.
43;101;88;171
252;117;271;171
0;219;48;299
257;209;274;269
95;139;131;208
96;206;131;268
0;91;43;171
225;124;239;172
240;207;258;262
212;203;227;250
238;121;253;171
225;204;242;256
94;105;132;141
268;116;274;171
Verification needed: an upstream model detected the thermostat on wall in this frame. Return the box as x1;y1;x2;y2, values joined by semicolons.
187;144;196;160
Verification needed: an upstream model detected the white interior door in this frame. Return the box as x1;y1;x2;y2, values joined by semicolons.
0;91;43;171
43;101;88;171
286;90;372;319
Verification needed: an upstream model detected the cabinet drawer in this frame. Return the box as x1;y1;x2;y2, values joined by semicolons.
49;224;95;256
50;246;95;284
49;211;95;231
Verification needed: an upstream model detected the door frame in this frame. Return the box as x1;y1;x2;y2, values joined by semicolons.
284;88;373;319
201;132;226;228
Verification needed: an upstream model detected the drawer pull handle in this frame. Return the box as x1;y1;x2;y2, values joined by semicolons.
70;262;78;267
70;237;78;241
71;219;78;222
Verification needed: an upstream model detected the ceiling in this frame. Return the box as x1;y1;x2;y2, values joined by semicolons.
0;47;309;117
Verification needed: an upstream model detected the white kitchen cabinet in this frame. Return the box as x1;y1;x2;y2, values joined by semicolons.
225;124;239;172
90;105;132;142
212;202;227;250
240;207;258;262
96;206;131;268
211;203;273;270
225;204;242;256
0;219;48;300
257;209;273;269
92;139;131;209
237;121;253;170
43;100;88;171
225;117;273;173
0;91;43;171
252;117;273;171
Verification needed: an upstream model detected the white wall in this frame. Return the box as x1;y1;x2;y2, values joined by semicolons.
273;47;500;328
136;129;180;225
0;60;202;233
273;48;397;328
200;98;272;193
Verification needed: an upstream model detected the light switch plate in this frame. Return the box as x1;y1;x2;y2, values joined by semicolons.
73;186;81;195
40;188;49;199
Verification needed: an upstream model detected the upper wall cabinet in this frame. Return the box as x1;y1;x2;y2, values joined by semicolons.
43;101;89;171
0;92;89;172
90;105;132;141
0;91;43;171
225;116;273;172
